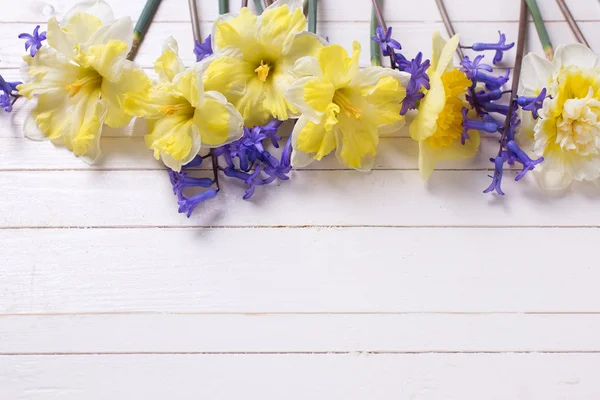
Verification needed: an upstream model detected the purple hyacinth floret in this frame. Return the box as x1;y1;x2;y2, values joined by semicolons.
483;155;507;195
371;26;402;57
506;140;543;181
0;75;21;113
517;88;547;119
178;189;218;217
261;119;283;148
471;31;515;65
461;108;501;144
194;35;213;61
481;101;509;115
18;25;46;57
224;165;266;200
398;52;431;115
460;55;493;81
473;68;510;91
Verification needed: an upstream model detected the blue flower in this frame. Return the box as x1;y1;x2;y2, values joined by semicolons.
473;69;510;91
263;137;293;182
398;52;430;115
506;140;543;181
471;31;515;64
194;35;213;61
261;119;283;147
483;155;507;195
18;25;46;57
178;189;218;217
517;88;547;119
0;74;21;113
224;165;266;200
371;26;402;57
460;55;493;81
481;101;509;115
461;108;502;144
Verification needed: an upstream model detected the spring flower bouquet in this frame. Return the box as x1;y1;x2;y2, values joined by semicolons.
2;0;599;217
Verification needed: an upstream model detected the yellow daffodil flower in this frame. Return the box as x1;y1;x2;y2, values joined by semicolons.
285;41;409;170
124;37;244;171
203;0;326;127
409;31;478;180
519;44;600;190
17;0;150;163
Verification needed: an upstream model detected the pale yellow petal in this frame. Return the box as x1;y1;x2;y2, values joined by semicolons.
257;5;307;53
435;33;459;76
214;8;258;57
282;32;326;74
409;74;445;141
154;37;185;82
418;132;480;180
293;113;336;162
145;115;198;170
554;43;600;71
203;53;253;96
47;13;103;58
17;47;79;98
75;39;128;82
62;0;114;25
285;76;334;123
335;112;379;171
319;42;360;89
193;91;244;146
101;62;151;127
173;65;205;108
519;53;553;96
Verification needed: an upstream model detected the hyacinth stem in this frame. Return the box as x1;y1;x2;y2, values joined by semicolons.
556;0;590;47
434;0;464;60
126;0;163;60
370;0;386;31
241;0;248;7
498;0;528;156
188;0;202;43
308;0;317;34
254;0;264;14
370;3;381;66
524;0;553;60
219;0;229;14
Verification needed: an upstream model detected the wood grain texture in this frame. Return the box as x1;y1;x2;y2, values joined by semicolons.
2;353;600;400
2;313;600;353
2;0;600;398
2;228;598;313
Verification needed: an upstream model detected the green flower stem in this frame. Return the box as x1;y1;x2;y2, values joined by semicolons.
254;0;264;14
370;2;381;66
127;0;163;60
525;0;553;60
308;0;317;34
219;0;229;14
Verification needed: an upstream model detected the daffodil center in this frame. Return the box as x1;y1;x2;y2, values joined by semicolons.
158;102;195;117
333;89;362;120
255;60;272;82
426;69;471;149
65;71;102;98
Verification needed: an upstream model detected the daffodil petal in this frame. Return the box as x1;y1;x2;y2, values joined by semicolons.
418;132;480;180
286;76;334;123
173;64;205;108
258;5;307;52
101;62;151;127
154;36;185;82
25;91;69;141
145;116;198;171
265;0;304;13
409;74;445;141
291;55;321;78
203;52;253;96
75;39;129;82
282;32;327;71
82;17;133;53
554;43;600;71
519;53;553;96
319;42;360;89
335;112;379;171
291;115;336;166
213;7;258;55
351;66;409;100
17;47;79;98
430;30;445;73
62;0;114;25
47;13;104;58
435;33;459;76
193;90;244;146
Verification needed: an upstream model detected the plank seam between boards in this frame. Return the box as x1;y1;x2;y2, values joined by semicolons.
2;350;600;356
1;225;600;230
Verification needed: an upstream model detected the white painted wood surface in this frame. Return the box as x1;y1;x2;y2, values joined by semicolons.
1;0;600;398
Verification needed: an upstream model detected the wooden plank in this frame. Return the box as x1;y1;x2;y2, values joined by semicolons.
2;313;600;353
0;137;508;171
0;169;597;228
2;228;599;313
1;21;598;69
4;0;599;23
1;353;599;399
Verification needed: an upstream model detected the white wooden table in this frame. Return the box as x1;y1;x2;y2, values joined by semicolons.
2;0;600;398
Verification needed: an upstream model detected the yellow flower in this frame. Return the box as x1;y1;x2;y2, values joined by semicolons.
285;42;409;170
203;0;325;127
519;44;600;190
17;0;150;163
124;37;244;171
409;31;478;180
